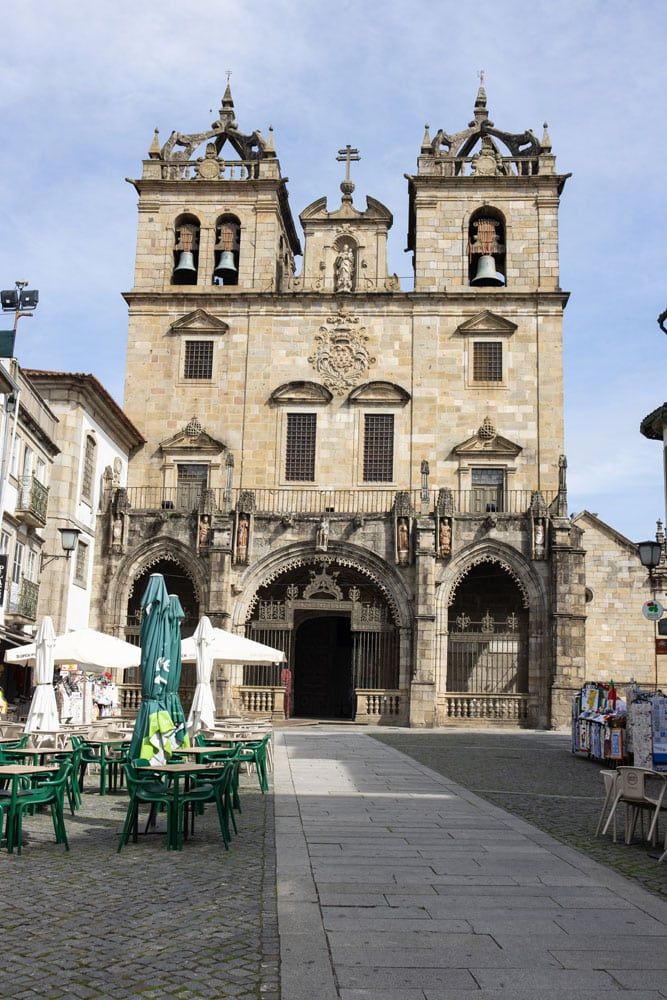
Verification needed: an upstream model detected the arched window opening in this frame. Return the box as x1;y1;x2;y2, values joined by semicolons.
333;236;357;293
468;208;506;287
172;214;200;285
123;558;201;712
447;562;528;695
213;215;240;285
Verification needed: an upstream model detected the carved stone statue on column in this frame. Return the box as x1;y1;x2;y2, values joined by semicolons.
236;513;250;563
397;517;410;565
533;518;546;560
316;517;330;552
438;517;452;558
198;514;212;549
110;511;124;553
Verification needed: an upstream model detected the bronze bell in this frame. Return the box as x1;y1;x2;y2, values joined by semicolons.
214;250;237;279
173;251;197;282
471;254;505;287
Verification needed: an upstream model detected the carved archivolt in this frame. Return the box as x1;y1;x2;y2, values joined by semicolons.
448;553;530;608
308;309;376;395
127;551;202;605
245;552;400;624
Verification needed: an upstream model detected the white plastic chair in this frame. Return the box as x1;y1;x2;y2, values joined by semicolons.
595;769;619;840
602;767;667;845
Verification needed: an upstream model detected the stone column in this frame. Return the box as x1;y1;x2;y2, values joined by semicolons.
550;517;587;727
409;517;437;727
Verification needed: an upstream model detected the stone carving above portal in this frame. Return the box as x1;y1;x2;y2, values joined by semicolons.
348;381;411;406
308;309;376;395
270;381;333;405
169;309;229;336
453;417;522;458
302;563;344;601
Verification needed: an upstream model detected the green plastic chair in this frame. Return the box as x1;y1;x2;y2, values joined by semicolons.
191;759;237;848
236;735;271;793
117;762;175;852
10;760;72;854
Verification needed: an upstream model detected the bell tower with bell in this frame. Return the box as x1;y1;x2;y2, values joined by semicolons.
407;78;570;495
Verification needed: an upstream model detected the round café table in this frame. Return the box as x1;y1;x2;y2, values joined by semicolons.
137;762;216;850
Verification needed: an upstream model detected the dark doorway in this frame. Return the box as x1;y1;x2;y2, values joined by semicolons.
294;615;354;719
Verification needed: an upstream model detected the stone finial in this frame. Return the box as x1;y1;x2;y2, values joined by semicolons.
148;128;161;159
265;125;276;156
541;122;552;152
478;416;496;441
421;124;432;152
217;78;237;128
184;416;203;437
470;71;492;127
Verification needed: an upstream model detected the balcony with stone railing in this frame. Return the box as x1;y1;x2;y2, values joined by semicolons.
120;487;558;517
16;475;49;527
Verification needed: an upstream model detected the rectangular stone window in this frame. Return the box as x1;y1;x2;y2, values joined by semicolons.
471;467;505;513
473;341;502;382
74;540;88;587
285;413;316;481
81;435;96;503
363;414;394;482
184;340;213;380
176;463;208;509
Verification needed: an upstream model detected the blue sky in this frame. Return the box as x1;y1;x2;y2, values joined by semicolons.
1;0;665;540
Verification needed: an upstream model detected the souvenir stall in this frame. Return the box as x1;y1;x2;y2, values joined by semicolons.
571;681;628;764
92;672;118;719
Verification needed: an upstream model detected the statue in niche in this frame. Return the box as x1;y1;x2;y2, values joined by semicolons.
316;517;330;552
533;518;546;560
112;457;122;488
236;514;249;563
198;514;212;548
334;245;354;293
111;511;124;549
438;518;452;558
397;517;410;565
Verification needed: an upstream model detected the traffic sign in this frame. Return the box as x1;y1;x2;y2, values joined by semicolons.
642;599;664;621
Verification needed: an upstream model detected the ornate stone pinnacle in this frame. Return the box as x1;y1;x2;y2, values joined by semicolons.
479;416;496;441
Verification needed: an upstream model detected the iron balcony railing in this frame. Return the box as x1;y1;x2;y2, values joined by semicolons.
8;577;39;621
16;475;49;526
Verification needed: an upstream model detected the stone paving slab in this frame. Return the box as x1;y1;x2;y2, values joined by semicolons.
275;728;667;999
0;772;278;1000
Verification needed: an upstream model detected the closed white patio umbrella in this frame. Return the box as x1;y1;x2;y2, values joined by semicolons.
182;623;285;729
23;617;59;733
186;616;217;737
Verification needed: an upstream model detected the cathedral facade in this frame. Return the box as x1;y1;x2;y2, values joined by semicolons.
91;84;588;728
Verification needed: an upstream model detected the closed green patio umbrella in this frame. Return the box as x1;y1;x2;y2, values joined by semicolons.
129;574;178;765
166;594;189;748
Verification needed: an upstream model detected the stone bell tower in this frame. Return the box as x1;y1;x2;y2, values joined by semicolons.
123;83;302;486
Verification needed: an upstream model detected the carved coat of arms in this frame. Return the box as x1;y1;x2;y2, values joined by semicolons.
308;310;375;395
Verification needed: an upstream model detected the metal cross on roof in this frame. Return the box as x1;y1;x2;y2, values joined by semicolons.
336;145;360;182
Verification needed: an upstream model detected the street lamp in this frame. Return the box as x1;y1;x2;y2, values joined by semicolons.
1;280;39;358
41;526;81;568
638;537;664;690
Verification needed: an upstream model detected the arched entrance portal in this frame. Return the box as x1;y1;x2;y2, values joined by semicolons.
246;558;399;721
294;615;354;719
123;557;200;713
447;561;529;712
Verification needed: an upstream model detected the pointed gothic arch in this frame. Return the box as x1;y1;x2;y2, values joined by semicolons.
435;541;550;726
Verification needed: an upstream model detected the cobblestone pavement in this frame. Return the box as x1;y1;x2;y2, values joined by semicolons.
0;772;279;1000
373;729;667;900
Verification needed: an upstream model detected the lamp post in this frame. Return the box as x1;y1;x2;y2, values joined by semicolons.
41;526;81;568
638;537;663;690
1;280;39;358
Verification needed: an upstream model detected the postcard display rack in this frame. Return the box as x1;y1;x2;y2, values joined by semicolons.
571;683;628;764
627;686;667;772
